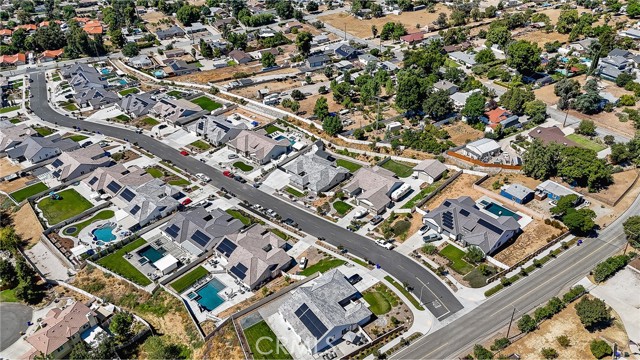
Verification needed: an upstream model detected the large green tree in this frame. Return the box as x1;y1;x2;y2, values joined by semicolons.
507;40;542;74
176;4;201;26
524;100;547;124
296;31;312;56
575;297;611;329
423;89;453;121
623;215;640;248
486;24;511;49
500;87;535;115
462;92;486;124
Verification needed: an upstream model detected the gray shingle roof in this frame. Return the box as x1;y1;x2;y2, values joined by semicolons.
413;159;447;179
282;147;348;193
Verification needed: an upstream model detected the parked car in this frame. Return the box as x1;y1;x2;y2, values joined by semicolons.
423;233;441;242
284;218;298;228
347;274;362;285
419;225;430;235
370;215;383;225
158;124;168;129
195;173;210;182
180;150;189;156
228;153;239;159
223;170;234;178
181;198;192;206
353;209;368;219
376;239;394;250
234;175;246;183
299;257;308;269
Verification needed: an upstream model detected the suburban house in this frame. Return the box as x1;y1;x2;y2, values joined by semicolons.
163;60;198;77
334;44;357;60
40;49;64;62
460;138;501;162
527;126;578;147
433;80;459;95
306;54;330;69
620;28;640;39
156;25;185;40
66;66;109;91
184;22;207;35
482;107;520;132
400;32;424;45
342;166;403;214
423;196;521;255
559;37;596;55
0;53;27;66
535;180;583;202
6;134;78;164
164;49;187;59
358;54;377;66
279;269;372;354
229;49;253;64
49;144;113;182
191;115;248;146
117;92;158;118
312;34;329;45
83;164;153;197
217;224;292;289
598;52;633;81
161;207;244;256
23;301;101;359
451;89;481;109
150;97;205;125
0;122;38;151
500;183;534;204
227;130;290;164
128;54;153;68
448;51;477;67
412;159;447;183
74;87;120;109
282;144;349;194
111;178;184;229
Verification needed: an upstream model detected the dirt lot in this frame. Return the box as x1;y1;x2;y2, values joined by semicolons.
195;321;243;360
296;93;344;116
319;4;451;39
493;219;565;266
12;204;44;249
140;11;173;33
232;79;301;99
497;297;630;360
480;173;542;193
175;65;298;85
422;173;483;210
443;121;484;146
0;175;34;193
582;170;639;207
514;29;569;48
0;158;22;177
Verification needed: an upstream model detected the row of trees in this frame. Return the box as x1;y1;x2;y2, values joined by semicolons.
0;223;44;304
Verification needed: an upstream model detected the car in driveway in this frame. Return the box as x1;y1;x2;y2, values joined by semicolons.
376;239;394;250
347;273;362;285
423;233;441;242
370;215;383;225
228;153;239;159
299;257;308;269
283;218;298;228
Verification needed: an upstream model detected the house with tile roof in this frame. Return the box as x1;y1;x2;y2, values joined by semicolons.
0;122;38;151
83;20;103;35
483;107;520;132
150;97;205;125
0;53;27;66
82;164;153;196
227;129;290;164
342;166;403;214
40;49;64;62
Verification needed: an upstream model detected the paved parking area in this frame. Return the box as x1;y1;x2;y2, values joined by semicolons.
0;303;32;352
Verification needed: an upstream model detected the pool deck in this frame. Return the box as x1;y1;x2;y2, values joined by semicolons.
58;206;124;251
476;196;533;228
124;234;191;282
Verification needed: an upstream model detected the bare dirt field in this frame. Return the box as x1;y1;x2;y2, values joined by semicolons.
493;220;565;266
296;93;344;116
12;204;44;249
480;173;542;193
0;158;22;177
141;11;173;33
514;29;568;48
319;5;451;39
443;122;484;146
496;297;630;360
175;65;298;85
0;176;34;193
196;321;243;360
582;170;639;207
232;79;301;99
594;170;640;227
423;173;483;210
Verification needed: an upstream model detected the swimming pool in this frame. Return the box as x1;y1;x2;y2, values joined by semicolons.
481;200;521;220
137;245;166;263
154;70;166;78
274;135;295;146
100;68;111;75
92;224;116;242
117;79;127;85
195;278;226;311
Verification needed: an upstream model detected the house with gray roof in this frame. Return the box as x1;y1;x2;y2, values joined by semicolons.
150;97;205;125
433;80;459;95
423;196;521;255
163;60;198;77
500;183;534;204
50;144;113;181
74;87;120;109
343;166;403;214
83;164;153;196
335;44;357;59
111;178;184;229
460;138;501;162
128;54;153;68
0;123;37;151
117;92;158;118
217;224;292;289
6;134;78;164
306;54;330;69
190;115;247;146
156;25;185;40
282;144;348;194
412;159;447;184
279;269;372;354
227;130;290;164
162;207;244;256
448;51;477;68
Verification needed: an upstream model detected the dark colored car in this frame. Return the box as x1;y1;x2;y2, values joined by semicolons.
347;274;362;285
234;175;246;183
369;215;383;225
283;218;298;228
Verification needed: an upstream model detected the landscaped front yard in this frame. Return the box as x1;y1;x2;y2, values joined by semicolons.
566;134;606;152
67;134;88;142
63;103;79;111
233;161;254;172
243;321;292;360
170;266;208;293
189;140;211;151
332;200;353;215
381;160;415;178
191;96;222;111
96;238;151;286
363;283;399;315
336;158;362;172
146;167;164;178
33;126;55;136
38;189;93;225
141;117;159;126
226;209;251;225
0;105;20;114
10;182;49;202
285;186;306;197
300;258;346;276
439;244;474;275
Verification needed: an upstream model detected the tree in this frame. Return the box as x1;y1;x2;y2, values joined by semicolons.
575;297;611;329
122;43;139;57
623;215;640;248
199;39;213;59
306;1;318;12
110;29;126;48
0;258;18;289
615;72;635;88
603;135;615;145
110;312;134;341
0;227;20;251
323;116;343;136
507;40;542;74
68;342;91;360
524;100;547;124
261;51;276;68
557;147;612;191
296;31;312;56
554;78;581;101
590;339;613;359
314;96;329;120
144;336;183;360
517;314;537;333
473;344;493;360
465;246;485;264
500;87;535;115
486;25;511;49
11;28;28;51
475;48;496;64
371;25;378;38
576;119;597;136
541;348;559;359
628;0;640;18
450;10;467;26
176;5;200;26
395;70;429;113
380;22;406;41
353;128;365;140
490;337;511;351
290;101;300;113
423;89;453;120
573;92;603;115
436;12;448;28
291;89;305;100
462;92;486;124
556;335;571;348
275;0;294;19
550;194;579;216
618;94;636;107
556;9;579;33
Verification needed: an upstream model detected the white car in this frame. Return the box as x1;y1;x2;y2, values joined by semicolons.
376;239;394;250
195;173;210;182
299;257;308;269
353;209;368;219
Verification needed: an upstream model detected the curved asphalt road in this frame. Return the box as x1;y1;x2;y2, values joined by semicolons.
29;72;463;319
0;303;32;351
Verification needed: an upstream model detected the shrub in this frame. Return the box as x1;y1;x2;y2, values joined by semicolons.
562;285;586;303
473;344;493;360
575;297;611;330
593;255;630;282
534;306;553;322
422;244;437;255
556;335;571;348
541;347;559;359
490;337;510;351
465;245;485;264
590;339;612;359
517;314;537;333
546;297;565;314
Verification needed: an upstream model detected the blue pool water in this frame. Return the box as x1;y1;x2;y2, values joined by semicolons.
100;68;111;75
481;201;522;220
92;224;116;242
274;135;295;146
138;245;166;263
154;70;166;78
117;79;127;85
195;278;226;311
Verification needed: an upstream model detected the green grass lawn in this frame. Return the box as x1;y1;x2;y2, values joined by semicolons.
439;244;474;275
300;258;346;276
52;74;61;81
332;200;353;215
244;321;292;360
381;160;415;178
38;189;93;225
12;81;22;89
0;288;17;302
9;118;22;124
167;90;184;98
193;61;204;68
233;161;254;172
141;117;159;126
191;96;222;111
336;159;362;173
285;186;306;197
118;87;140;96
96;238;151;286
63;210;115;237
189;140;211;150
445;58;460;68
392;220;411;237
146;167;164;178
63;103;79;111
566;134;607;152
0;105;20;114
226;209;251;225
67;134;88;142
264;124;284;134
10;182;49;203
363;284;398;315
168;178;190;186
269;228;288;240
33;126;54;136
160;161;183;174
170;266;208;293
384;276;425;311
114;114;131;122
402;183;439;209
463;266;495;288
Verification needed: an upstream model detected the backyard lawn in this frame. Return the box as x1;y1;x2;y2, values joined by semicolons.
363;284;398;315
264;124;284;134
67;134;88;142
384;276;425;311
168;178;190;186
63;103;79;111
300;258;345;276
439;244;474;275
336;159;362;172
146;167;164;178
566;134;606;152
37;189;93;225
191;96;222;111
170;266;208;293
63;210;115;237
285;186;306;197
141;117;159;126
9;118;22;124
233;161;254;172
118;88;140;96
244;321;292;360
0;288;17;302
381;160;415;178
0;105;20;114
10;182;49;202
332;200;353;215
189;140;211;150
167;90;184;98
33;126;54;136
96;238;151;286
401;182;439;209
226;209;251;225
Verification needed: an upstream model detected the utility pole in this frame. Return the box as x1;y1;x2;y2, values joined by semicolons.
506;307;517;338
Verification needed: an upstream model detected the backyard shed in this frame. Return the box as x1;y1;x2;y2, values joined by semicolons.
500;183;534;204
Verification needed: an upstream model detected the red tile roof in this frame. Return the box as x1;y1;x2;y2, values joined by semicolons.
401;32;424;43
485;107;512;128
0;29;12;36
15;24;37;31
0;53;27;64
83;21;103;35
42;49;64;58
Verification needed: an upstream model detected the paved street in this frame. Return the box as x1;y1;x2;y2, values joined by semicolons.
0;303;32;351
28;71;463;319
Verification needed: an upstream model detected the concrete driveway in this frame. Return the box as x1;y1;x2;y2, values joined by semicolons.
0;303;32;351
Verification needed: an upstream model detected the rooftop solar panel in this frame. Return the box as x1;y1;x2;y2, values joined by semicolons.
130;205;141;215
106;181;122;194
120;188;136;202
230;265;247;279
191;230;211;247
165;224;180;238
88;177;98;186
216;238;237;257
295;304;328;339
51;159;63;168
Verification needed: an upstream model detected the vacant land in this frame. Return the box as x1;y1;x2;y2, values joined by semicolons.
11;204;44;248
587;170;639;209
443;122;484;146
96;238;151;286
196;321;243;359
493;220;565;266
176;65;297;85
423;173;482;210
480;173;542;194
38;189;93;225
9;182;48;202
170;266;208;293
243;320;292;360
0;158;22;177
514;29;568;47
0;176;35;194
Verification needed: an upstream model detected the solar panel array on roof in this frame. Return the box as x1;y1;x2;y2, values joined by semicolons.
459;209;470;217
230;263;247;279
106;181;122;193
130;205;141;215
442;211;454;230
216;238;237;257
120;188;136;202
165;224;180;238
51;159;63;168
88;176;98;185
191;230;211;247
294;304;328;339
478;218;504;235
